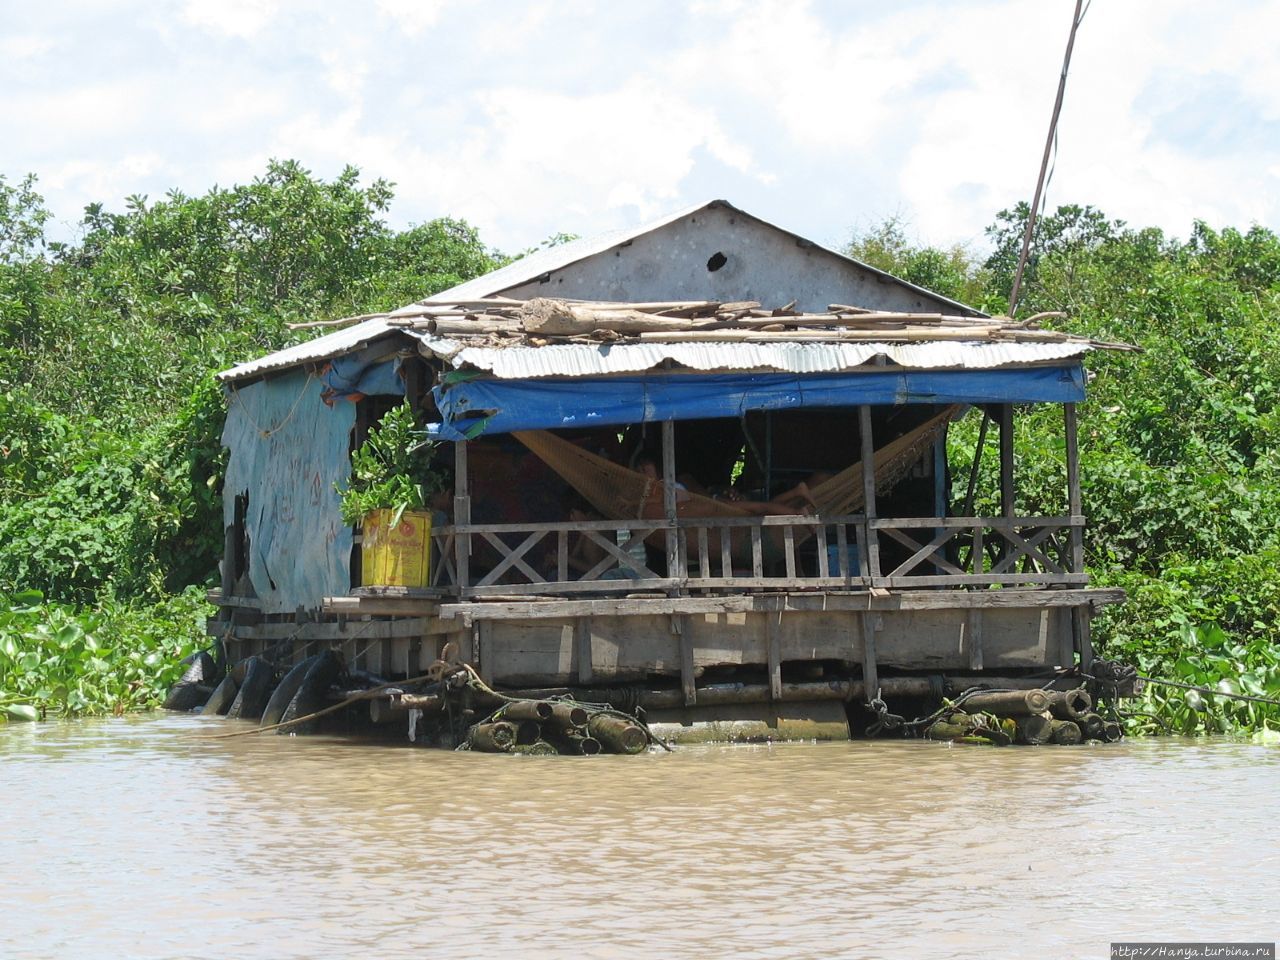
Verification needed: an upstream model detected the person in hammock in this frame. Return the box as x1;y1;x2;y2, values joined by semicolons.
637;458;817;517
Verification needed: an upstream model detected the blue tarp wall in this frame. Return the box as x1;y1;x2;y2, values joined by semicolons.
222;362;404;613
430;364;1085;439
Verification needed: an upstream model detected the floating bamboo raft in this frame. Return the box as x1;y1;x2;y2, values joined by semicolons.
288;296;1139;353
923;687;1122;745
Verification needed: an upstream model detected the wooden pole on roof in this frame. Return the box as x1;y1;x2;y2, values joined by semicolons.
1007;0;1087;317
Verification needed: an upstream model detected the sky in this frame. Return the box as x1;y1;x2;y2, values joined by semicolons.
3;0;1279;257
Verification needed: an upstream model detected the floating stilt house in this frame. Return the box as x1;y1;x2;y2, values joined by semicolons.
211;200;1130;740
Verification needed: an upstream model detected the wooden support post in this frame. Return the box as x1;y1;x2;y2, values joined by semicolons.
858;406;882;583
1064;403;1092;670
767;600;783;700
1064;403;1084;573
661;419;681;587
999;404;1015;519
454;441;471;594
933;436;948;577
575;616;593;684
475;620;492;685
1075;606;1094;674
221;523;235;599
674;615;696;706
966;608;984;671
860;612;879;699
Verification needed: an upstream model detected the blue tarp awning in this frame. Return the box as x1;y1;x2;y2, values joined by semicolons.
428;364;1085;440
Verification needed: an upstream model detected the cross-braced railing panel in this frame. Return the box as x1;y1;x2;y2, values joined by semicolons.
870;515;1087;588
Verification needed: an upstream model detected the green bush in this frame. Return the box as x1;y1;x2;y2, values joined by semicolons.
0;586;211;719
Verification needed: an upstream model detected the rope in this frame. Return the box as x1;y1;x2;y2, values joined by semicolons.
228;372;315;439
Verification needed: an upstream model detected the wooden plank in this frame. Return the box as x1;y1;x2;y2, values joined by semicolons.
322;596;443;617
557;529;569;582
575;616;593;684
220;617;444;641
1056;608;1073;668
697;527;711;579
815;524;829;577
719;527;733;579
966;608;984;671
465;578;678;597
883;573;1089;588
767;602;782;700
868;515;1079;529
751;525;764;577
783;525;797;579
434;587;1125;622
858;406;881;583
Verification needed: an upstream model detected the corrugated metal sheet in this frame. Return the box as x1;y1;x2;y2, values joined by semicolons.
218;319;397;382
220;198;987;381
405;333;1091;379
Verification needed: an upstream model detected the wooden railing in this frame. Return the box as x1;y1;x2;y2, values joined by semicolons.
869;515;1087;588
427;513;1086;597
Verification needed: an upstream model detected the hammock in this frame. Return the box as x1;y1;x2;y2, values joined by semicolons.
512;404;960;523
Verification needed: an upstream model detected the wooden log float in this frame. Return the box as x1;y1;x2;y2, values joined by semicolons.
502;699;555;722
1047;688;1093;721
961;689;1051;717
1048;719;1083;745
1014;714;1054;745
468;721;518;752
547;703;589;730
1076;712;1106;741
587;714;648;754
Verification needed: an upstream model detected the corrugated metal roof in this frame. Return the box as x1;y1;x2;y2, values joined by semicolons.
220;198;988;381
404;332;1091;379
217;318;397;382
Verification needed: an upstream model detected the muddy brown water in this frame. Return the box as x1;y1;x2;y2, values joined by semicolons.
1;715;1276;960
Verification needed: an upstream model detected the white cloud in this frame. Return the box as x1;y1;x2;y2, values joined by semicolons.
180;0;278;38
3;0;1280;257
375;0;448;36
0;33;55;59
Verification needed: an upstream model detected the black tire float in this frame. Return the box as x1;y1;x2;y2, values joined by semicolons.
162;650;223;711
260;654;325;728
226;656;274;721
201;673;240;716
277;650;342;734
